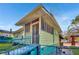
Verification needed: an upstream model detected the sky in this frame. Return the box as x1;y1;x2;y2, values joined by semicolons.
0;3;79;32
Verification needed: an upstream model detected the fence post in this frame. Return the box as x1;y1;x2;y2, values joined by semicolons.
8;51;9;55
37;45;40;55
56;46;57;55
56;46;61;55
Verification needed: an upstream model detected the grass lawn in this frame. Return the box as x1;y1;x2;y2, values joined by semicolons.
0;43;12;53
69;46;79;55
0;43;12;49
0;43;12;47
72;49;79;55
0;43;23;54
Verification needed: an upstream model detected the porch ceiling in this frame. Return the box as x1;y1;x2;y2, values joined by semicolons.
15;6;42;26
15;15;40;26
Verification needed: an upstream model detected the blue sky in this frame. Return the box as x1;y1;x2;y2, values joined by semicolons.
0;3;79;32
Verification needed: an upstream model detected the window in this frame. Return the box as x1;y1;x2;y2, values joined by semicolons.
41;20;44;30
51;28;54;34
41;20;54;34
25;23;30;32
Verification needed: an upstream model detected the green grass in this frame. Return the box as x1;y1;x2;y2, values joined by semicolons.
0;43;12;50
0;43;12;47
71;49;79;55
0;43;12;53
0;43;23;54
69;46;79;55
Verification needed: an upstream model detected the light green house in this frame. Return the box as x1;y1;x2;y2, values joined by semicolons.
13;27;24;39
15;5;62;46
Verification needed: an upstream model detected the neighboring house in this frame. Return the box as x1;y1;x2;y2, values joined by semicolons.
69;32;79;46
0;29;13;37
66;27;79;46
13;27;24;39
15;5;62;46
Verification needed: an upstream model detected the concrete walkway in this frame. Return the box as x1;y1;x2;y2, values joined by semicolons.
61;49;73;55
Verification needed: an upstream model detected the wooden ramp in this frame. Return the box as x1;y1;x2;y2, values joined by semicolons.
2;44;39;55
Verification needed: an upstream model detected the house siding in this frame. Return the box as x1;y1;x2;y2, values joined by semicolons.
39;30;54;45
75;37;79;41
39;30;59;46
13;31;24;39
40;16;60;46
25;32;32;44
53;29;59;46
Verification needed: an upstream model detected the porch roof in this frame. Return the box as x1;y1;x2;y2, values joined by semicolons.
13;27;24;34
15;5;43;26
15;5;62;33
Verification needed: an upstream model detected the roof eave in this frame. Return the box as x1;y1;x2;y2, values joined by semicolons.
15;5;43;26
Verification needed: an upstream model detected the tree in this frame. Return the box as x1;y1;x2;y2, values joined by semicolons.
68;15;79;33
72;15;79;26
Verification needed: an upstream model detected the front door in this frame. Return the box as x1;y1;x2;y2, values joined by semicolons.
32;23;39;44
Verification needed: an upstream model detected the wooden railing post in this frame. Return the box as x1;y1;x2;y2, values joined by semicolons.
37;45;40;55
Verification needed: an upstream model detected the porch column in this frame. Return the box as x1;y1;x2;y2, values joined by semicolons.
24;24;26;38
39;16;42;45
39;16;41;35
71;36;75;46
30;22;32;44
